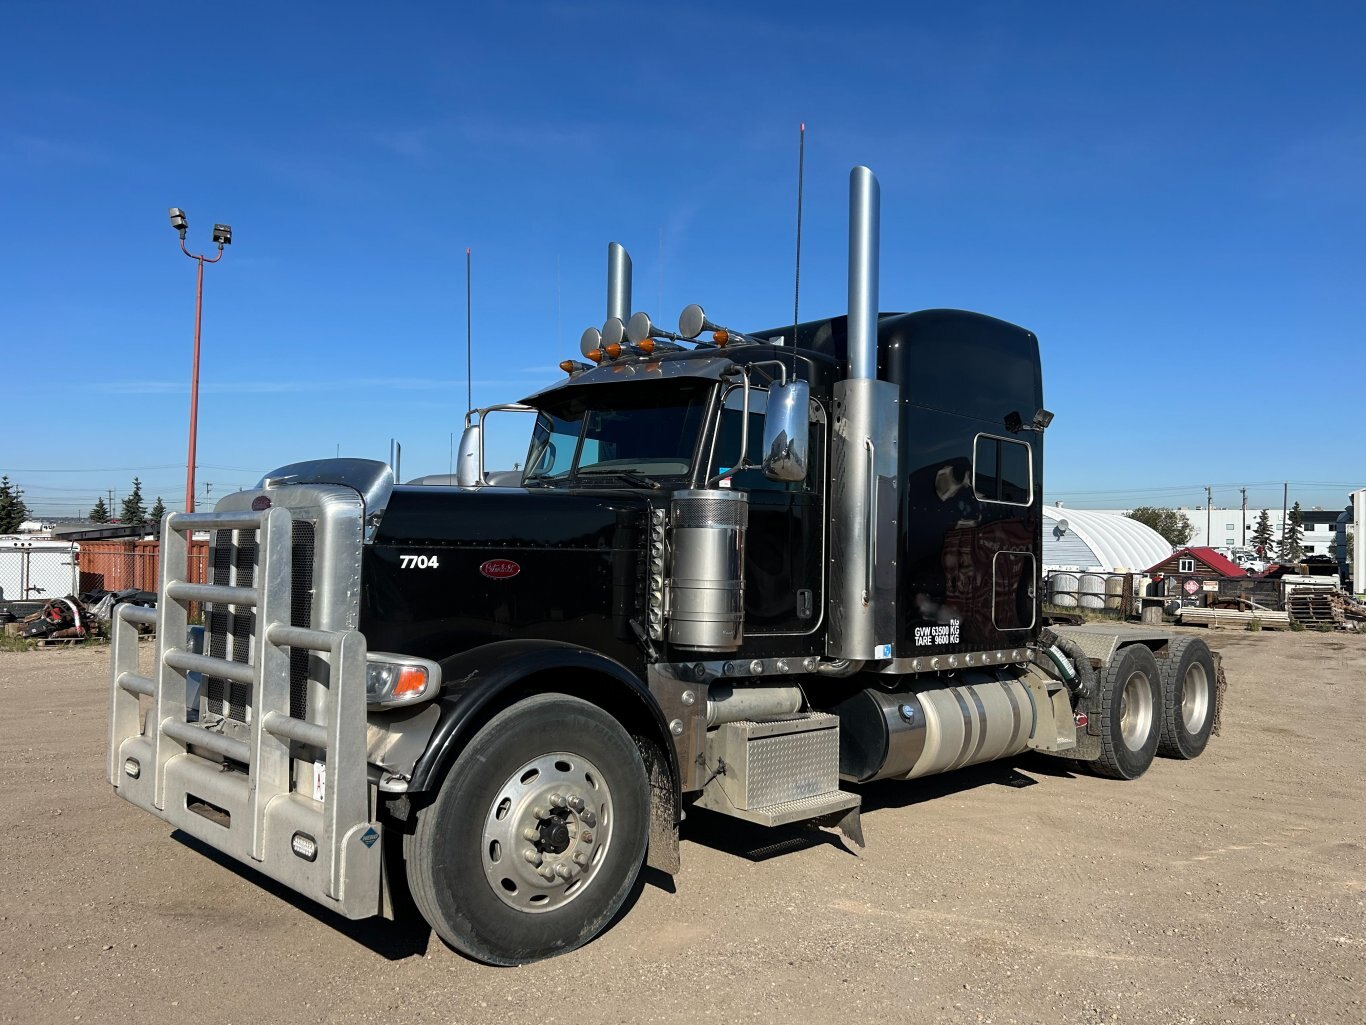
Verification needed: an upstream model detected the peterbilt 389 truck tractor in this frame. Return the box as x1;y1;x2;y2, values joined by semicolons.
108;166;1221;965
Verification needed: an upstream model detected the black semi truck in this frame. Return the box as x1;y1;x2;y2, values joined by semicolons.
108;166;1221;965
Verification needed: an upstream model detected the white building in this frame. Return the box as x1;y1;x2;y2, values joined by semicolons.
1049;506;1346;560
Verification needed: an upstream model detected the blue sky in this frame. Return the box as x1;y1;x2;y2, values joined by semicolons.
3;1;1363;518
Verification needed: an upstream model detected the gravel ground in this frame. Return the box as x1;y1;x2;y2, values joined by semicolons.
1;628;1362;1025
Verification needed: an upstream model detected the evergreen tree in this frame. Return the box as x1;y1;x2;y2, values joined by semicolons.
149;496;167;529
89;496;111;523
120;477;148;529
0;476;29;533
1251;509;1275;557
1278;502;1305;561
1126;506;1194;546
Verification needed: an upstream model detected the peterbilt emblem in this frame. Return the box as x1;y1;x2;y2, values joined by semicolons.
251;495;271;511
479;559;521;580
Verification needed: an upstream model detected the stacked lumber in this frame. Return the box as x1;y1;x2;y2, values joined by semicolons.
1177;606;1291;630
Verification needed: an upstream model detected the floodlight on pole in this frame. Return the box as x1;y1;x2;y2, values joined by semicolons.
169;207;230;513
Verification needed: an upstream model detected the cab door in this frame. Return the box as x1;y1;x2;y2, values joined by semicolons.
708;385;824;635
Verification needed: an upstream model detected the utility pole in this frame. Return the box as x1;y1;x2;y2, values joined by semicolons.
1241;487;1247;546
1205;485;1212;548
1282;481;1289;551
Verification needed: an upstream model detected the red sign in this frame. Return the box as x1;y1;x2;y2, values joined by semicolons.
1183;578;1200;595
479;559;521;580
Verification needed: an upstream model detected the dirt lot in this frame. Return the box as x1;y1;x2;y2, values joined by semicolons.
1;629;1362;1025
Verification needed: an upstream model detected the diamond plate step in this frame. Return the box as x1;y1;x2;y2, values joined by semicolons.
695;783;860;828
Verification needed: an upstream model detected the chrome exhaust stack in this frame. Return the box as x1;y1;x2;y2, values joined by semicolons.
847;166;880;382
826;166;899;661
607;242;632;326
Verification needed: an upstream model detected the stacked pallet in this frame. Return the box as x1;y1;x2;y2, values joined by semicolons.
1286;591;1366;629
1287;591;1344;627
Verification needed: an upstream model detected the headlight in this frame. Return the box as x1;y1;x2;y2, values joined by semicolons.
365;653;441;708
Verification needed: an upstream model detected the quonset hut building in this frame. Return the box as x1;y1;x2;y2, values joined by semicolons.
1041;506;1173;572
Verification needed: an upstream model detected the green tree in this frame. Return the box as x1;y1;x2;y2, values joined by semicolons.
0;476;30;534
1251;509;1275;557
89;496;111;523
148;496;167;530
1278;502;1304;561
120;477;148;529
1126;506;1194;547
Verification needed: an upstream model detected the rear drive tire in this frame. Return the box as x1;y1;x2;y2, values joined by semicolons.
1156;637;1216;759
405;693;649;965
1092;643;1163;780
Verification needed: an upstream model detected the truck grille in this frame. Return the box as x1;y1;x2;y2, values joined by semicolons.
205;520;316;723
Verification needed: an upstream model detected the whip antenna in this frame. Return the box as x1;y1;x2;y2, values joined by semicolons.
466;247;472;412
792;121;806;367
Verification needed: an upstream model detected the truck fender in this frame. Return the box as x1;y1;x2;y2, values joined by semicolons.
401;640;682;871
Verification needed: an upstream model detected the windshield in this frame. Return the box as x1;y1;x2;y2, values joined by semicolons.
523;381;711;485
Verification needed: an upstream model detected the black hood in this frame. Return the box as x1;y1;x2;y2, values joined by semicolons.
362;486;656;669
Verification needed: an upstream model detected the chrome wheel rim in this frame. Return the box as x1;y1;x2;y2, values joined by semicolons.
481;752;613;914
1182;662;1211;734
1119;671;1154;752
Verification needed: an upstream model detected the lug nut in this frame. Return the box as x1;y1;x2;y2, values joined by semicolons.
550;793;567;809
554;863;573;880
567;795;585;813
522;848;541;865
573;851;589;867
522;826;540;842
532;805;549;820
539;864;557;881
581;811;596;828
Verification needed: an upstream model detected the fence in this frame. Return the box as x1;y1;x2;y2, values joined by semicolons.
0;544;80;603
78;540;210;595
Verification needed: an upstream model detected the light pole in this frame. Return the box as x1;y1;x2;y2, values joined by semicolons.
169;207;231;512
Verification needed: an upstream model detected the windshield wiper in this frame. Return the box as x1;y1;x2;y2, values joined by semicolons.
575;469;662;490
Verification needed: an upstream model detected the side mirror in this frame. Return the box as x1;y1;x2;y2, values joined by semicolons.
761;379;810;483
455;424;483;486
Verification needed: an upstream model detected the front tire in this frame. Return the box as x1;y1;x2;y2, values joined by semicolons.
405;693;649;965
1156;637;1216;759
1092;643;1163;780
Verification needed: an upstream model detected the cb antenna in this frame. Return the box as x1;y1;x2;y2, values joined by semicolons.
465;247;472;412
791;121;806;369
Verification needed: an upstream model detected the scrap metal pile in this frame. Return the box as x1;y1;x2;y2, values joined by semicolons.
17;596;92;640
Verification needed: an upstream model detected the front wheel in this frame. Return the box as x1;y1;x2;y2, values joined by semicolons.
1092;643;1164;780
405;693;649;965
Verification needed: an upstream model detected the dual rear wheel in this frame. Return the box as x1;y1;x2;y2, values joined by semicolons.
1093;638;1216;779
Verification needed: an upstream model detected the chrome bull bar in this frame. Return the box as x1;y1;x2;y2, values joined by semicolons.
108;505;380;919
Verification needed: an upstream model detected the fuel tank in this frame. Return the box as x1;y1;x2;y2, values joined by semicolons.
830;669;1035;782
361;486;654;669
